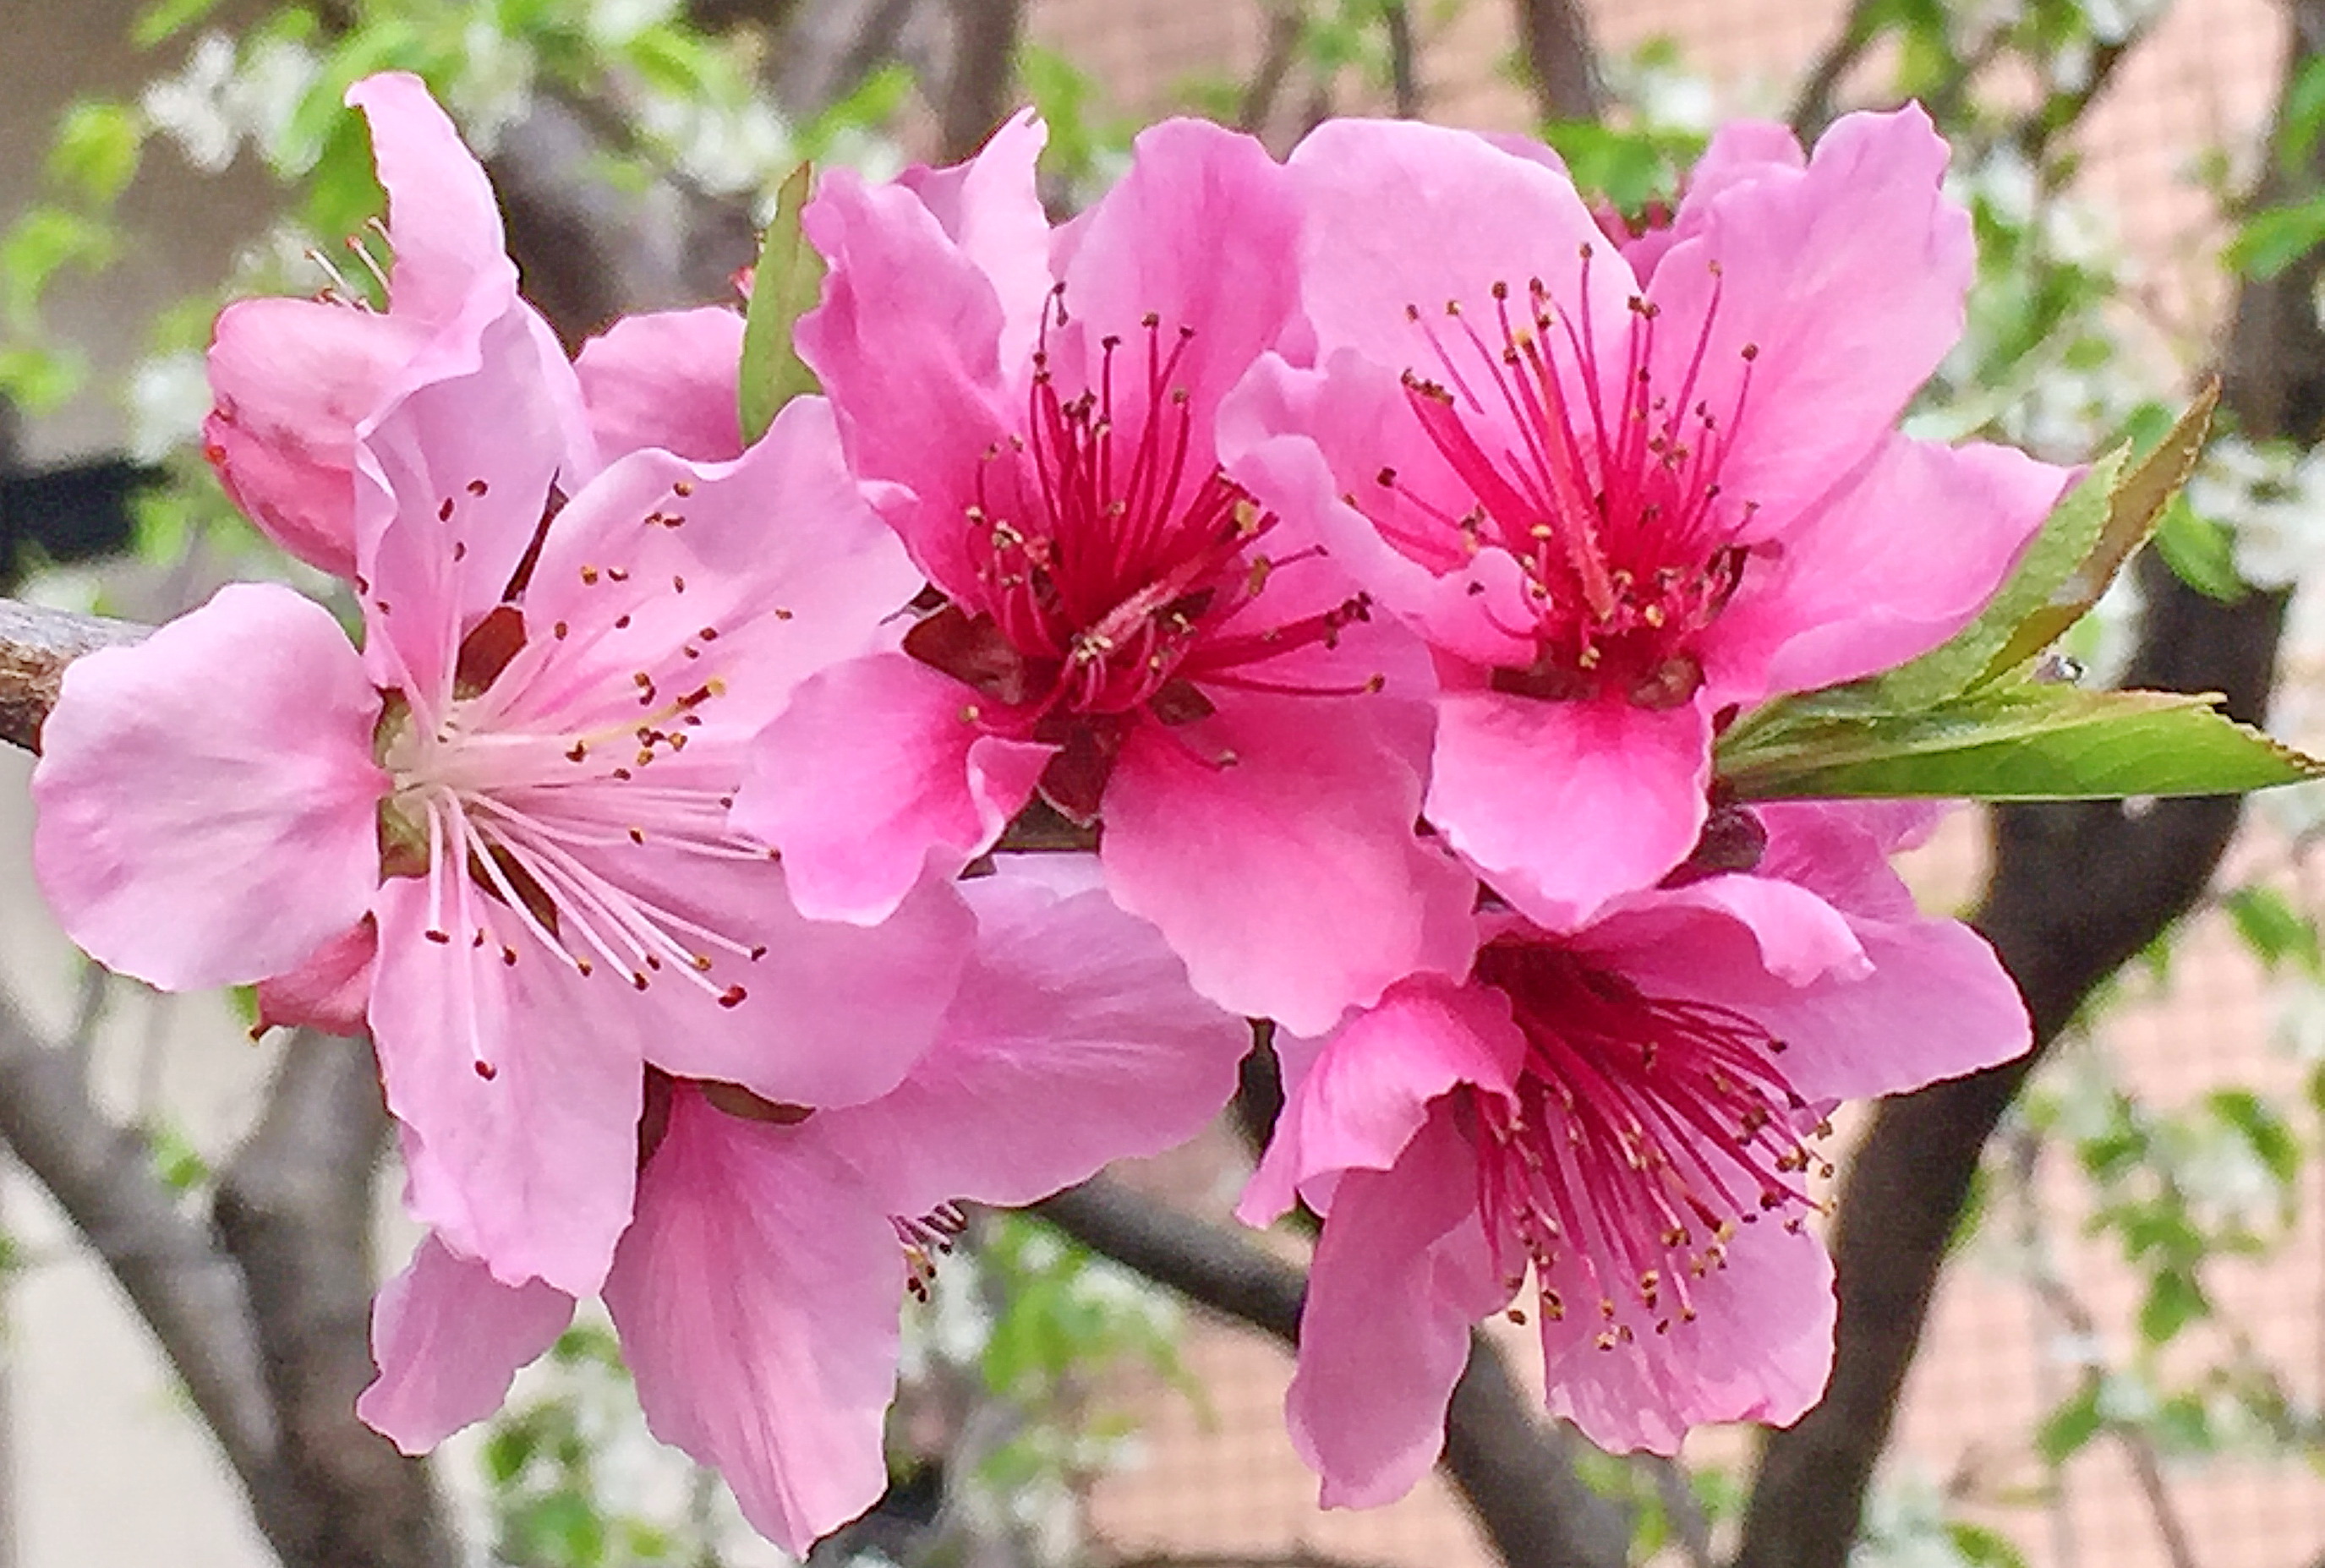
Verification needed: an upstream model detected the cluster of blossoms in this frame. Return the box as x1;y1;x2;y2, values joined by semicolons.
29;74;2060;1549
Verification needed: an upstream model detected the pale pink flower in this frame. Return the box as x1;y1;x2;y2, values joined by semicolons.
1223;109;2072;929
34;298;970;1297
203;73;594;579
357;865;1250;1554
1238;801;2029;1505
733;113;1476;1036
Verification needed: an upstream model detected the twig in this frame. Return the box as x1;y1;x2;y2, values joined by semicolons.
1381;2;1420;118
1509;0;1604;123
1238;0;1309;134
0;598;144;753
1787;0;1885;139
1034;1176;1633;1568
937;0;1024;161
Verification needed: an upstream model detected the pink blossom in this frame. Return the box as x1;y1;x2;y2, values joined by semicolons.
203;74;594;579
735;114;1476;1035
357;866;1250;1554
1222;109;2072;928
1238;801;2029;1504
34;298;971;1297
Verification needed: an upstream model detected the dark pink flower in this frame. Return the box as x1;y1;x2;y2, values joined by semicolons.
1238;802;2029;1503
734;114;1477;1036
1223;110;2071;928
34;300;969;1297
357;866;1250;1554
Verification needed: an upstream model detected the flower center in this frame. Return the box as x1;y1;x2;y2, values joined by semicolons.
905;289;1374;822
1463;938;1826;1343
1376;247;1760;711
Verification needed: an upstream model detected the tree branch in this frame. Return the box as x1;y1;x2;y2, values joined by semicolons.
1735;8;2325;1558
0;600;142;753
937;0;1024;161
0;984;292;1500
1509;0;1604;123
1036;1176;1630;1568
1787;0;1885;140
216;1033;452;1568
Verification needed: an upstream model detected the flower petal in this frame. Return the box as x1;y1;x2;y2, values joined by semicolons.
1644;106;1972;529
896;109;1053;369
734;652;1053;924
1288;118;1633;394
1240;973;1524;1226
205;298;428;578
816;866;1247;1215
1539;1210;1835;1455
603;1085;904;1556
1426;691;1710;931
1708;434;2066;702
357;1232;575;1453
492;396;922;741
345;72;517;324
370;874;645;1296
797;167;1024;600
1622;120;1803;282
1048;117;1300;462
255;918;377;1037
31;583;383;992
354;302;582;710
1286;1106;1508;1509
1102;690;1479;1035
574;307;747;462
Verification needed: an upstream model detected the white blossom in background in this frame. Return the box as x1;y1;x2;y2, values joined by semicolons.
443;17;539;154
140;32;240;172
587;0;682;47
224;35;323;171
634;88;798;200
124;350;211;465
2184;434;2325;589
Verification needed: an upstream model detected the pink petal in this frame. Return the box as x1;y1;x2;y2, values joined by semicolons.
205;298;428;578
1426;690;1710;931
30;583;383;992
816;866;1248;1215
1753;800;1934;922
1240;973;1524;1227
1047;118;1299;462
1644;106;1972;529
255;918;377;1037
1288;118;1633;402
1622;120;1804;282
354;301;582;709
496;396;922;740
1286;1106;1509;1509
370;875;645;1297
357;1233;574;1453
797;169;1025;601
1538;1207;1835;1455
1590;871;1868;989
604;1086;903;1555
574;307;746;462
1102;690;1480;1035
1709;434;2067;702
897;109;1053;369
734;652;1053;924
575;844;976;1111
344;73;517;324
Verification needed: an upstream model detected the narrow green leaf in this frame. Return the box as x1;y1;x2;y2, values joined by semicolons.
2036;1384;2103;1465
2137;1267;2209;1347
2222;886;2321;975
2228;197;2325;280
1948;1522;2032;1568
47;101;145;205
2209;1087;2303;1186
1720;682;2323;801
737;162;824;445
2151;498;2248;604
1979;383;2218;680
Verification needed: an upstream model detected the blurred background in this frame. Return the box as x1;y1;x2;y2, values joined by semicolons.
1;1;2322;1566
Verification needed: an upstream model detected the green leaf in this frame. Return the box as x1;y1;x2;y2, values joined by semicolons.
2223;886;2321;976
132;0;226;47
48;101;145;205
2229;197;2325;280
2037;1383;2103;1464
1720;683;2323;802
1979;384;2218;680
736;162;823;445
2137;1266;2209;1347
2151;498;2247;603
1948;1522;2032;1568
2209;1087;2303;1185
